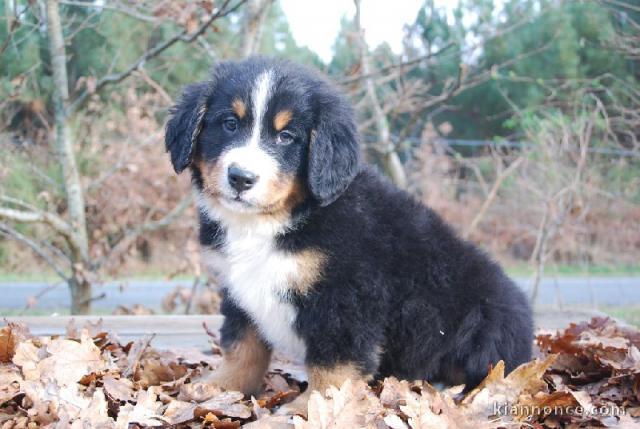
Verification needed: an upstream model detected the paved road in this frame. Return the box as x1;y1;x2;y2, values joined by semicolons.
518;277;640;307
0;277;638;311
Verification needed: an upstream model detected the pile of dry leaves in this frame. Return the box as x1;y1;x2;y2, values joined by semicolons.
1;317;639;428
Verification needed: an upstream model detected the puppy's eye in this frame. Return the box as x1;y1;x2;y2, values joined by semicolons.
223;117;238;132
276;130;295;145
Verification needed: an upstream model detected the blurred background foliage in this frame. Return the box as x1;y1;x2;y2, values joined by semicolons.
0;0;638;301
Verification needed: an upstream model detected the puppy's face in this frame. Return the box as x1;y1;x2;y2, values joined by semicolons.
196;69;310;216
165;58;361;223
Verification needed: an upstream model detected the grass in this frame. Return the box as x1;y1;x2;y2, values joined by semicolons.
0;308;118;317
1;263;639;284
0;271;60;282
602;306;640;328
505;263;640;278
0;308;70;317
0;269;196;283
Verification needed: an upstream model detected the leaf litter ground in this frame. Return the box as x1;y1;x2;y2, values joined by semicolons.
1;317;639;428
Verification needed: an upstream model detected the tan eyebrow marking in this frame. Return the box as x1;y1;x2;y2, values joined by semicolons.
273;110;293;131
231;98;246;119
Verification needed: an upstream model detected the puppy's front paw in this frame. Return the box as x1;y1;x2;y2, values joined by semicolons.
201;369;235;391
200;368;261;396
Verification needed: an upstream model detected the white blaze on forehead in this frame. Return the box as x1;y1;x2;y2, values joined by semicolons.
217;69;279;207
249;70;274;148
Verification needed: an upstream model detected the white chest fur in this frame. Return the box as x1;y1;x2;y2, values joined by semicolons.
201;208;307;361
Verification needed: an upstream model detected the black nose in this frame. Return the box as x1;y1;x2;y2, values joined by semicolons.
228;165;258;193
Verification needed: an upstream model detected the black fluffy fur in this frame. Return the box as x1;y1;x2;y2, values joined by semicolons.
165;56;533;390
280;168;533;387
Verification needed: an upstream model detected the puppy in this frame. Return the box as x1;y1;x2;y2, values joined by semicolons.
165;57;533;413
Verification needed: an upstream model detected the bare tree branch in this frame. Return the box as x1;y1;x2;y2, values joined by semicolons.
2;0;244;314
0;200;73;264
95;194;193;269
341;1;553;89
0;222;70;280
0;206;74;240
0;195;40;211
339;42;456;85
240;0;274;57
67;0;247;115
48;0;91;266
602;0;640;13
0;198;80;263
135;68;173;104
354;0;407;188
59;0;159;23
19;281;64;315
0;13;19;56
463;157;524;239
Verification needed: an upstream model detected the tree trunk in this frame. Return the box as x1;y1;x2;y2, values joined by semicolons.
353;0;407;189
529;202;550;305
46;0;91;314
241;0;273;57
69;274;91;314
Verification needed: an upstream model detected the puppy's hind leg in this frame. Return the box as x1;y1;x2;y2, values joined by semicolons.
453;303;532;393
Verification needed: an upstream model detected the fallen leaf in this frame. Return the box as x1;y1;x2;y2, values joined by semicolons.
37;333;109;386
178;382;220;402
115;387;164;428
135;357;188;387
384;413;409;429
12;340;44;380
293;380;385;429
66;318;105;340
70;388;114;428
163;399;197;425
0;366;23;405
243;414;293;429
103;376;135;403
195;391;252;419
3;316;640;428
463;355;557;416
0;323;30;363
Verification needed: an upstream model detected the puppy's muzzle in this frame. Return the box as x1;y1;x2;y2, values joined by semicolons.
228;164;258;193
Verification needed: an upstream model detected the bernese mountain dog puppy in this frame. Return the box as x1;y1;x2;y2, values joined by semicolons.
165;57;533;414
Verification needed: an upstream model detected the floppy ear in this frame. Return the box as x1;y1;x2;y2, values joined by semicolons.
307;98;361;206
165;82;210;174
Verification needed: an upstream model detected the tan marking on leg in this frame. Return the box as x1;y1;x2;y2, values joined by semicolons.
278;364;369;416
232;98;246;119
287;249;326;294
307;364;369;393
273;110;293;131
207;326;271;395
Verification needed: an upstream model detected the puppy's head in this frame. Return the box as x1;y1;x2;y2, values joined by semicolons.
165;57;360;222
